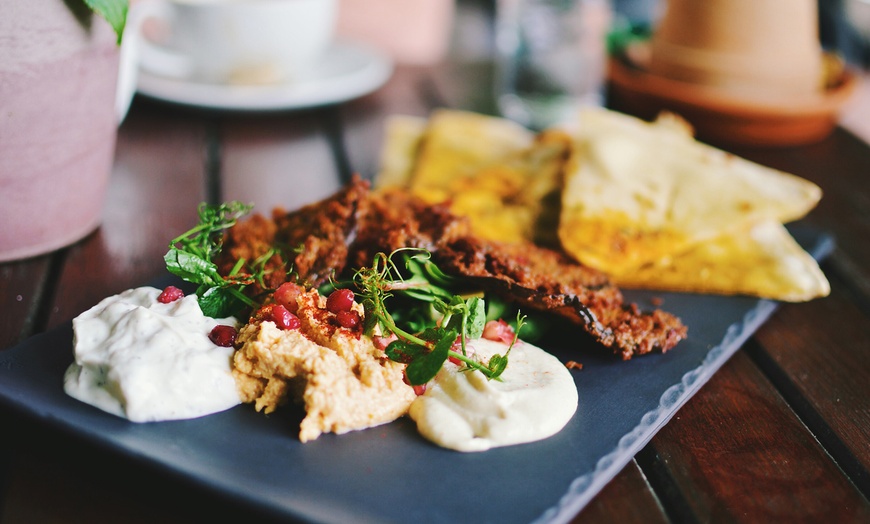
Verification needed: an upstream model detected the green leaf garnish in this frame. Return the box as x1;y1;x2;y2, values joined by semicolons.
405;328;456;385
354;249;523;385
164;201;275;318
83;0;129;44
484;312;526;380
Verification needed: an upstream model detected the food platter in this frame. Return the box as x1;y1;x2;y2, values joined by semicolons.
0;225;831;523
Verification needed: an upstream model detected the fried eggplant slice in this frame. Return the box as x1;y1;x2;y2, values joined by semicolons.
434;237;687;359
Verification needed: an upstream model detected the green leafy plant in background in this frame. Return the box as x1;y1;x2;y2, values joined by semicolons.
83;0;129;43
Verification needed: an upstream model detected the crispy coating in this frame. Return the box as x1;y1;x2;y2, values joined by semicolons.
273;176;370;288
216;213;286;297
348;187;471;269
432;237;687;359
222;180;686;359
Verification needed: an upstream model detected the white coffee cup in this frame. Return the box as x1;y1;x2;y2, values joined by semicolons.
134;0;338;85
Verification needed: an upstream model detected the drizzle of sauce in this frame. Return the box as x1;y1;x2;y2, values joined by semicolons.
64;287;241;422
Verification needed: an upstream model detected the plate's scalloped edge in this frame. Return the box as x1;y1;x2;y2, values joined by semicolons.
536;298;780;523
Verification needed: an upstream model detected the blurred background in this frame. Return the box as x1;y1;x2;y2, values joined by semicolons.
445;0;870;67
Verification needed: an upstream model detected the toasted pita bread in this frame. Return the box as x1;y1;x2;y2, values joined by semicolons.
376;115;427;189
613;220;829;302
559;108;822;275
376;110;571;244
408;109;534;204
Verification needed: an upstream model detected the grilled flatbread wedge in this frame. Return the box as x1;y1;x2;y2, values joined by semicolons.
376;114;428;189
376;110;571;245
408;109;534;203
559;108;822;276
612;220;830;302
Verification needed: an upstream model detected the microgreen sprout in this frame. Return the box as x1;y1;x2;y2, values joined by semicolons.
164;201;279;318
354;249;523;385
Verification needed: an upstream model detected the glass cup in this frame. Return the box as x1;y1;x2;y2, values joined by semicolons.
495;0;612;130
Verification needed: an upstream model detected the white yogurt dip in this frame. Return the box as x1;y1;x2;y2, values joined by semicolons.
408;338;578;452
64;286;241;422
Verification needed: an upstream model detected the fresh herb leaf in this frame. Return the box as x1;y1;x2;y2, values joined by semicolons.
197;286;250;319
164;249;224;286
164;202;264;318
384;338;429;364
485;312;526;380
405;328;456;385
83;0;129;44
487;354;509;378
354;249;522;385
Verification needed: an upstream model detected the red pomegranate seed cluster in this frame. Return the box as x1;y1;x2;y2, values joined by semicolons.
157;285;184;304
325;288;363;332
273;282;303;314
326;288;355;314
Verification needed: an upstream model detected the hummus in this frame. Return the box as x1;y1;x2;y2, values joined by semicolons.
232;290;416;442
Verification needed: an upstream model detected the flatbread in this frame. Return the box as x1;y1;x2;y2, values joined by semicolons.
612;220;830;302
559;108;822;275
375;110;571;245
409;109;534;204
375;115;427;189
375;107;829;302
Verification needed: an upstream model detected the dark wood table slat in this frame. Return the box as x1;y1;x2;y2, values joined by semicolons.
571;460;669;524
751;272;870;485
0;257;53;350
220;110;343;213
648;351;870;523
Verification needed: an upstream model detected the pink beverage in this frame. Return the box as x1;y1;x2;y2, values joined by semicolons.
0;0;120;261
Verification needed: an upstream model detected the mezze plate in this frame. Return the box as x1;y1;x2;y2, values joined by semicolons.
0;226;832;524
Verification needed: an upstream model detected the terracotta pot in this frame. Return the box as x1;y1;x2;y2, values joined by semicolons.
0;0;121;261
649;0;823;100
608;53;857;147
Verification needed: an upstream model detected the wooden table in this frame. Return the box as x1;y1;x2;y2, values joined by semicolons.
1;56;869;523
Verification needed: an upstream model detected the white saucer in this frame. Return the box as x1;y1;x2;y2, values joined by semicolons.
136;41;394;111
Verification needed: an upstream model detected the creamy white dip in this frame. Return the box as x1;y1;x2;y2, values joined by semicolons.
408;338;578;452
64;286;241;422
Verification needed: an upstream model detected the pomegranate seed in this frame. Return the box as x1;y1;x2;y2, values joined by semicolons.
447;336;475;365
335;309;361;329
482;319;515;344
273;282;303;313
372;334;398;351
326;288;355;313
448;337;463;365
271;304;301;330
157;286;184;303
402;371;427;395
209;325;237;347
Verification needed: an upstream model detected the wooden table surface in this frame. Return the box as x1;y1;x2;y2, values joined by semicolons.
2;54;869;523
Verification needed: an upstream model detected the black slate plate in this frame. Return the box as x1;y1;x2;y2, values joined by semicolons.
0;225;832;524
